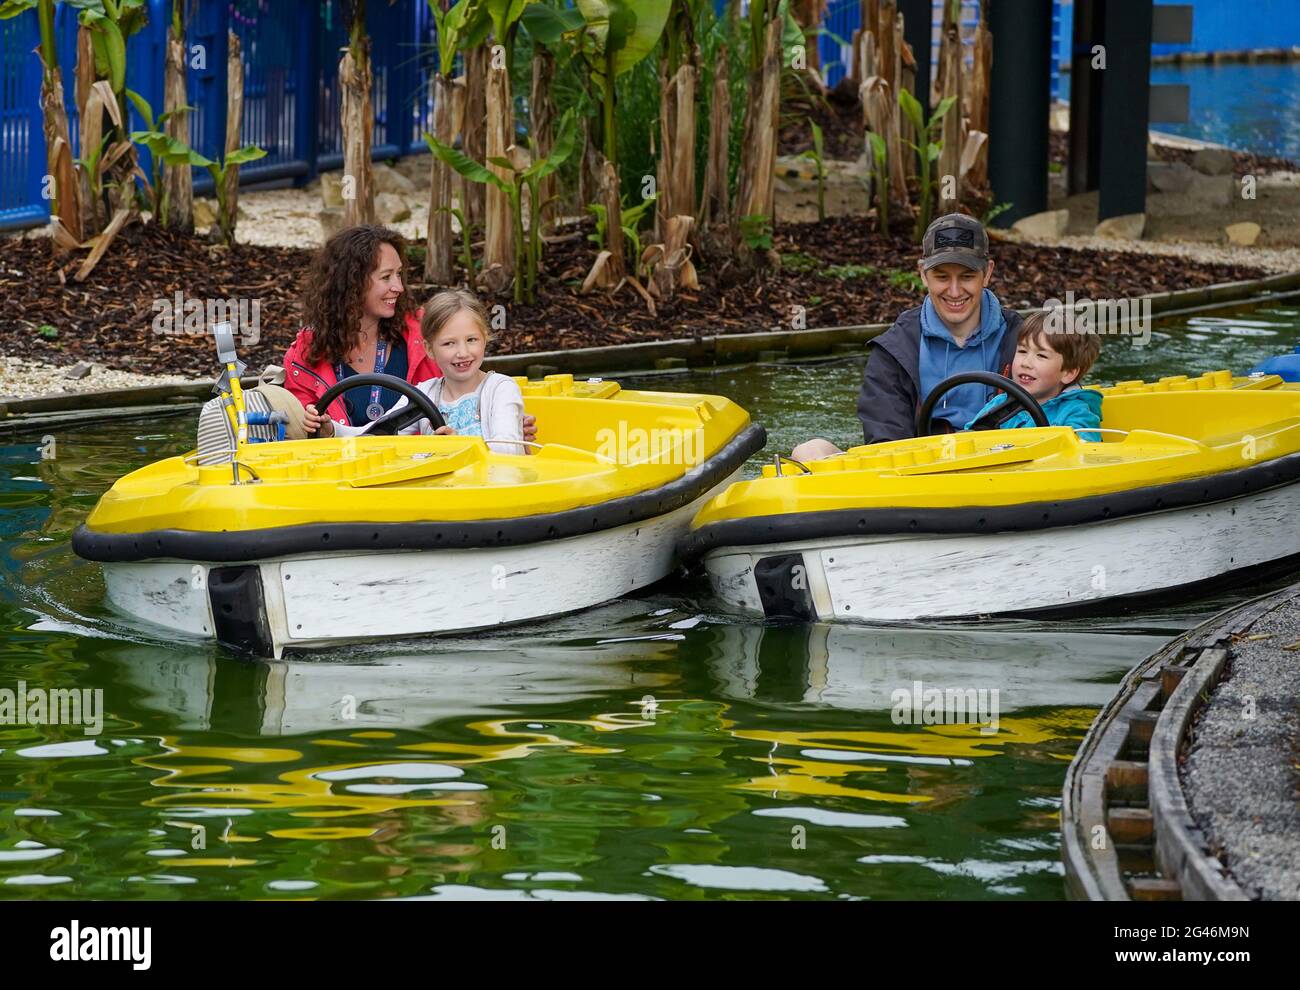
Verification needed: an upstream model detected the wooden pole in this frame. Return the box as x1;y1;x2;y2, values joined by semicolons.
732;11;782;263
937;23;963;214
222;30;245;241
480;54;514;294
700;44;731;231
530;47;558;233
425;74;457;285
163;0;193;232
461;44;488;227
340;19;374;226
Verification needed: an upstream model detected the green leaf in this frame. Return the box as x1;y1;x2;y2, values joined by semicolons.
520;2;583;45
779;0;803;59
125;88;154;130
929;95;958;138
810;120;824;161
577;0;670;78
0;1;40;20
224;145;267;167
524;110;578;182
621;191;657;230
487;155;517;172
867;131;887;163
897;87;925;137
425;132;510;192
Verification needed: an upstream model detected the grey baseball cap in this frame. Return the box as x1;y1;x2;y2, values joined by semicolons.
921;214;990;271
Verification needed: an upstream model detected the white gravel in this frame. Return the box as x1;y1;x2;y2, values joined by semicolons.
0;355;202;401
1008;232;1300;275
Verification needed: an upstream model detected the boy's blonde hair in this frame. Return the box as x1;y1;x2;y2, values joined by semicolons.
420;289;490;345
1019;310;1101;384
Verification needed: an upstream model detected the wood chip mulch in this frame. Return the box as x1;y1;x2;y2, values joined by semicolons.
0;216;1267;379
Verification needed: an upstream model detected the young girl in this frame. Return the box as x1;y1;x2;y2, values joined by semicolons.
304;289;527;455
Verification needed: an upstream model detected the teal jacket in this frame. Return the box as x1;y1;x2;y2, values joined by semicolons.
964;386;1103;442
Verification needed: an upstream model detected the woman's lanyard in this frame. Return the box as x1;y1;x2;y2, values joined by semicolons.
337;338;389;422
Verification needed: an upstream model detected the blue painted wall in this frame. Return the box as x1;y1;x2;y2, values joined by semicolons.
1151;0;1300;56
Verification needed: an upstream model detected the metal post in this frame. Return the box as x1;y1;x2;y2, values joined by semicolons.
1097;0;1152;222
898;0;931;119
987;0;1053;227
212;0;230;166
1068;0;1102;195
297;0;321;182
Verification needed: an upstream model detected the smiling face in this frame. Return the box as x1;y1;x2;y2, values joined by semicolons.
1013;330;1080;401
426;309;487;384
364;242;404;323
918;261;996;338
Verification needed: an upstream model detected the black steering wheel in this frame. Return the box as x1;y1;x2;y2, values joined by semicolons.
310;373;447;437
915;371;1048;436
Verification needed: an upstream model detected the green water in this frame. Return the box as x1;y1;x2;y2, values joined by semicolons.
2;303;1298;901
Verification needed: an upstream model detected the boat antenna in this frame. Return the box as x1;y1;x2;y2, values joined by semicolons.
212;321;249;484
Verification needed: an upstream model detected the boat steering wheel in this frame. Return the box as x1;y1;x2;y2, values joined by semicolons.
310;373;447;437
916;371;1048;436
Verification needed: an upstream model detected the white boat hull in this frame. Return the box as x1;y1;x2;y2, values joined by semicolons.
104;470;739;658
703;482;1300;621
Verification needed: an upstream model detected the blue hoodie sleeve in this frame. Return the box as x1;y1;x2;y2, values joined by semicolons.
1055;394;1103;442
962;392;1008;431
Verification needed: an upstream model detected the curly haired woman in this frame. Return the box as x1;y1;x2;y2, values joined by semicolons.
283;224;536;441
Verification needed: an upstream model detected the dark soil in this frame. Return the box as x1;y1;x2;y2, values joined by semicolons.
0;217;1267;379
779;77;866;161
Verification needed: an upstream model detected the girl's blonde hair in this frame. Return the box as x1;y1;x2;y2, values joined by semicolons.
420;289;490;345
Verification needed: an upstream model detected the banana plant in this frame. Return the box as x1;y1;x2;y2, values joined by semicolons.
425;0;490;285
427;109;580;303
65;0;149;97
0;1;84;240
899;89;957;242
185;145;267;246
587;191;658;279
126;89;197;225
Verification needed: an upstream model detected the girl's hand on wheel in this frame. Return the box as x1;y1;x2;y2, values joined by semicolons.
304;404;334;437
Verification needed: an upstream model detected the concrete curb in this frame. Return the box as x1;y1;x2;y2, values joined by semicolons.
4;270;1299;425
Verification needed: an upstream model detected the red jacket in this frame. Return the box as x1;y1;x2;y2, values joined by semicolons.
283;313;440;426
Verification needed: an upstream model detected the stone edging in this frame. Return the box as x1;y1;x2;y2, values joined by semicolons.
1147;646;1250;901
3;270;1299;423
1061;583;1293;901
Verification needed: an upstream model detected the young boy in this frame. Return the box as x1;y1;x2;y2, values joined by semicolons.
964;310;1102;441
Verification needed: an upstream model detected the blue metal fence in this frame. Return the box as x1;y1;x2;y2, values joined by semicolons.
0;0;437;230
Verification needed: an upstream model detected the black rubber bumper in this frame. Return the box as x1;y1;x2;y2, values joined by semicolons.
72;423;767;563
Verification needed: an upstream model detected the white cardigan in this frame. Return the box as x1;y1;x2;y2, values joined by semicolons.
334;372;526;454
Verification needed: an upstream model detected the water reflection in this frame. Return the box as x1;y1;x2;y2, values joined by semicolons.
5;304;1300;898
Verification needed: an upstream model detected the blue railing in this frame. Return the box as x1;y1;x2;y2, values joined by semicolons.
0;0;436;230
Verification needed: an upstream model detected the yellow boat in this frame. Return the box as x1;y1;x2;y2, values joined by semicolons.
73;369;763;658
683;369;1300;621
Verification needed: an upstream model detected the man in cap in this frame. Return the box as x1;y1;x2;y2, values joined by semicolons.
793;214;1022;461
857;213;1022;443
